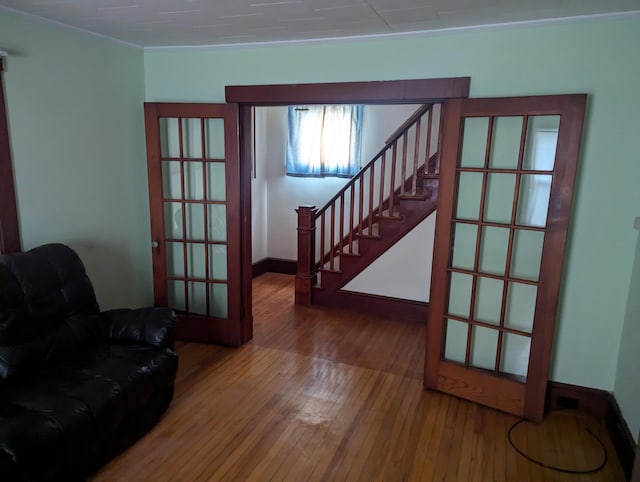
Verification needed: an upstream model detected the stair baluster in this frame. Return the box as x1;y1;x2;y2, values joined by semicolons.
411;117;421;196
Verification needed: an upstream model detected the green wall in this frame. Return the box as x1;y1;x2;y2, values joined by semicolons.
144;16;640;393
0;11;151;309
615;234;640;440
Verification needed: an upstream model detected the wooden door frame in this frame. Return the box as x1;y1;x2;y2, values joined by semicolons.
0;70;20;254
225;77;471;343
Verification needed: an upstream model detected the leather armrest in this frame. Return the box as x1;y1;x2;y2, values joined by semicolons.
98;307;176;348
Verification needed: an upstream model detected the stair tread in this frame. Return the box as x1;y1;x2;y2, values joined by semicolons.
398;193;428;200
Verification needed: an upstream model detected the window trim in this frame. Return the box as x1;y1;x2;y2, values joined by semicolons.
0;70;21;254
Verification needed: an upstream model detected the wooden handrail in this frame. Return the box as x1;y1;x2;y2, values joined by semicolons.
384;104;431;144
314;103;434;220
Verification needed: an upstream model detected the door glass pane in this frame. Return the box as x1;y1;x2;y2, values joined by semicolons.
511;229;544;281
208;205;227;242
167;280;185;312
451;223;477;271
444;319;468;364
517;174;552;227
185;204;205;241
500;333;531;379
470;325;498;371
166;242;184;277
164;202;183;239
489;116;523;169
187;243;206;279
448;272;472;318
479;226;509;276
455;172;483;220
205;118;225;159
185;162;204;200
209;283;228;318
189;282;207;315
209;244;228;280
460;117;488;168
162;161;181;199
523;116;560;171
159;118;180;158
474;276;503;325
207;162;227;201
484;173;516;224
505;282;537;333
182;118;203;159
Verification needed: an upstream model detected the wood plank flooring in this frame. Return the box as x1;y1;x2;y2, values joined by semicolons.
93;273;625;481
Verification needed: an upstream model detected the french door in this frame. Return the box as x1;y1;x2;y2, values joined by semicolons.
425;95;586;421
144;103;242;345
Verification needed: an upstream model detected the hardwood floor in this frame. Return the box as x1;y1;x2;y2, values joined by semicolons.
93;273;625;481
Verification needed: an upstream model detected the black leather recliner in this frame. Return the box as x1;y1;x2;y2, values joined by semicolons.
0;243;178;481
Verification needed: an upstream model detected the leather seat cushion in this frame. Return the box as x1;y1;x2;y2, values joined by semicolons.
0;345;177;479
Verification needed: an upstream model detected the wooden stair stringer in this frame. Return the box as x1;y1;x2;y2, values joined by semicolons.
313;179;438;298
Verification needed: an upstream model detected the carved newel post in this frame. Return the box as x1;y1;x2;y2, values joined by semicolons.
295;205;317;305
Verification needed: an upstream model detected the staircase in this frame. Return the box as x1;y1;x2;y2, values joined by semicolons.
295;103;442;312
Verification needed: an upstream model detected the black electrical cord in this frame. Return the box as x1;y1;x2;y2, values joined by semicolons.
507;413;608;474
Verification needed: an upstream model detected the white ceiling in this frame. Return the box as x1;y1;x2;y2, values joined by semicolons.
1;0;639;48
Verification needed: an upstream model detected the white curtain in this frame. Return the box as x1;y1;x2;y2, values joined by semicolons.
286;105;363;177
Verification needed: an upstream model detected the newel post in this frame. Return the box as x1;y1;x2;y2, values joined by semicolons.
295;205;317;305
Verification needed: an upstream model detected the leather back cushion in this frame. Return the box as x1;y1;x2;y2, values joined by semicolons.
0;244;100;381
0;315;99;382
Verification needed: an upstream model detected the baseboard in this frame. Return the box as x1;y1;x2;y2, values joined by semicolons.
252;258;270;278
316;289;428;323
546;381;636;480
253;262;427;323
252;258;297;278
546;381;610;418
608;394;637;481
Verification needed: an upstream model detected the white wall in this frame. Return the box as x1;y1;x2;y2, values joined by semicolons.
260;106;351;260
343;214;436;302
360;104;424;162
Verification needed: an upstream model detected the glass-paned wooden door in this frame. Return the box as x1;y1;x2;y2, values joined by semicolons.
425;95;586;421
144;103;241;346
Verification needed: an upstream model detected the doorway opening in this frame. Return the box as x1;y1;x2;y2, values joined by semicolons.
226;77;472;343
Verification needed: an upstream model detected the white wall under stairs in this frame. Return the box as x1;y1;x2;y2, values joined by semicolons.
342;213;435;302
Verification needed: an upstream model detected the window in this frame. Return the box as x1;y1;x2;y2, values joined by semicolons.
286;104;363;178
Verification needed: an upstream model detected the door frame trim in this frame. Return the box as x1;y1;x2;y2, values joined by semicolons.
0;71;20;254
225;77;472;343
